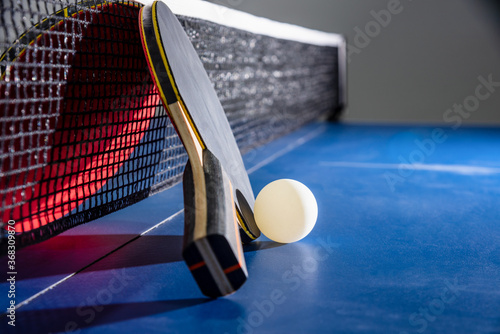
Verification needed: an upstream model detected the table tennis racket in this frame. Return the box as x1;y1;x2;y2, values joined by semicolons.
139;1;260;297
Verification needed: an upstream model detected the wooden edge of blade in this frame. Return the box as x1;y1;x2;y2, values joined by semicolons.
168;101;207;240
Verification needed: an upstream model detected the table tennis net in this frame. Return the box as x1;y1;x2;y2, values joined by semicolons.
0;0;344;250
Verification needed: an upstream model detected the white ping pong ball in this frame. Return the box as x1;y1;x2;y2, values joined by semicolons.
254;179;318;243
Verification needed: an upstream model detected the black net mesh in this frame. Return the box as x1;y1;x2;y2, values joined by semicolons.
0;0;341;250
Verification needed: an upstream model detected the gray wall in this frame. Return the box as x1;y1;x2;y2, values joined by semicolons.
206;0;500;125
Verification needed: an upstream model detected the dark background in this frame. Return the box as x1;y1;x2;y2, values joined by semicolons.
205;0;500;125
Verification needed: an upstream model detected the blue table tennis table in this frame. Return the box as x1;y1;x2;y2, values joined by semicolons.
1;122;499;334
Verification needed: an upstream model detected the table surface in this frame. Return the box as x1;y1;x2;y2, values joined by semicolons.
1;122;499;334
